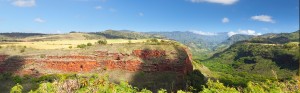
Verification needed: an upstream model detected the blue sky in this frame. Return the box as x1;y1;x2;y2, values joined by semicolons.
0;0;299;34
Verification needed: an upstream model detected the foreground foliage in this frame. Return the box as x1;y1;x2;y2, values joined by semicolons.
5;73;299;93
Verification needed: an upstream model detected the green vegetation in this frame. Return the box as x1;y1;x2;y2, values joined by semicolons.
76;44;87;48
20;48;25;53
0;30;299;92
2;73;298;93
97;39;107;45
200;31;299;87
10;83;23;93
97;30;162;39
87;42;92;46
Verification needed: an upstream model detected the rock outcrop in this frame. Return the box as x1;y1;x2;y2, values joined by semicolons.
0;48;193;75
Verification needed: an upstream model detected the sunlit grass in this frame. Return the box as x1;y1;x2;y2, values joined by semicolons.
0;39;149;49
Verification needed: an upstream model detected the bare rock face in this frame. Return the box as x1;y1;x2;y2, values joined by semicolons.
0;47;193;75
132;50;166;59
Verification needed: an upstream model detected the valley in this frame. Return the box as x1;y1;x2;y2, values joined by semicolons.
0;30;299;93
1;0;299;92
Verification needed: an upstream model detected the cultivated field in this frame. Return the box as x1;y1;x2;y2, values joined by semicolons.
0;39;149;49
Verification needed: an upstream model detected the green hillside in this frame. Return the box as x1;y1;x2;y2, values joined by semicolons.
200;31;299;86
95;30;162;39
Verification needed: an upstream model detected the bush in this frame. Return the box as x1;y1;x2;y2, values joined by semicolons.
128;40;132;44
40;54;46;58
202;79;239;93
13;76;22;83
10;83;23;93
150;38;159;42
68;46;72;49
87;43;92;46
20;48;25;53
98;40;107;45
145;38;161;45
77;44;87;48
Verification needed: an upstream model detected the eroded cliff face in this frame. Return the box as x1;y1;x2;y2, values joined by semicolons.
0;45;193;76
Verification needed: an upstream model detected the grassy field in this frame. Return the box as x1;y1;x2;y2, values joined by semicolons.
0;39;149;49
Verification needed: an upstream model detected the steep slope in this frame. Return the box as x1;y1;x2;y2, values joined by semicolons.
215;34;254;52
250;31;299;44
148;31;229;59
201;31;299;86
220;34;254;46
149;31;229;50
0;40;193;92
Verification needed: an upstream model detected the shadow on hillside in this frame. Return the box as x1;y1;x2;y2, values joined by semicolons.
0;55;27;92
128;45;205;92
0;55;26;73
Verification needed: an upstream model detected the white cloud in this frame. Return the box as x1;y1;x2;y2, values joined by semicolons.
34;18;45;23
189;0;238;5
228;29;262;37
190;30;218;36
138;12;144;16
222;17;229;23
12;0;35;7
251;15;275;23
227;31;237;37
95;6;102;10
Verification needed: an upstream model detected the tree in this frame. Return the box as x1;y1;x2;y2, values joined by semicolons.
98;40;107;45
87;43;92;46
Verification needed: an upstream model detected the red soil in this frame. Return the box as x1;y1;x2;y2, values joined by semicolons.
0;49;193;75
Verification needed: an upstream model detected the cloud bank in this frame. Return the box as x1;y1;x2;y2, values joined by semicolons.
228;29;262;37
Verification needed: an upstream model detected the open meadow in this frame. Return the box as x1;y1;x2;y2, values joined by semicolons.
0;39;149;49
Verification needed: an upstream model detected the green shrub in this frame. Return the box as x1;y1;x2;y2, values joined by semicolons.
40;54;46;58
33;82;57;93
13;76;22;83
77;44;87;48
69;46;72;49
98;40;107;45
20;48;25;53
128;40;132;44
87;43;92;46
158;89;167;93
0;73;13;80
150;38;158;42
202;79;239;93
10;83;23;93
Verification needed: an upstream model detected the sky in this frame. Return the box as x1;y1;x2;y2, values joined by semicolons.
0;0;299;35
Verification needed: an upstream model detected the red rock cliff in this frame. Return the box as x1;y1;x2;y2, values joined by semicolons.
0;48;193;75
